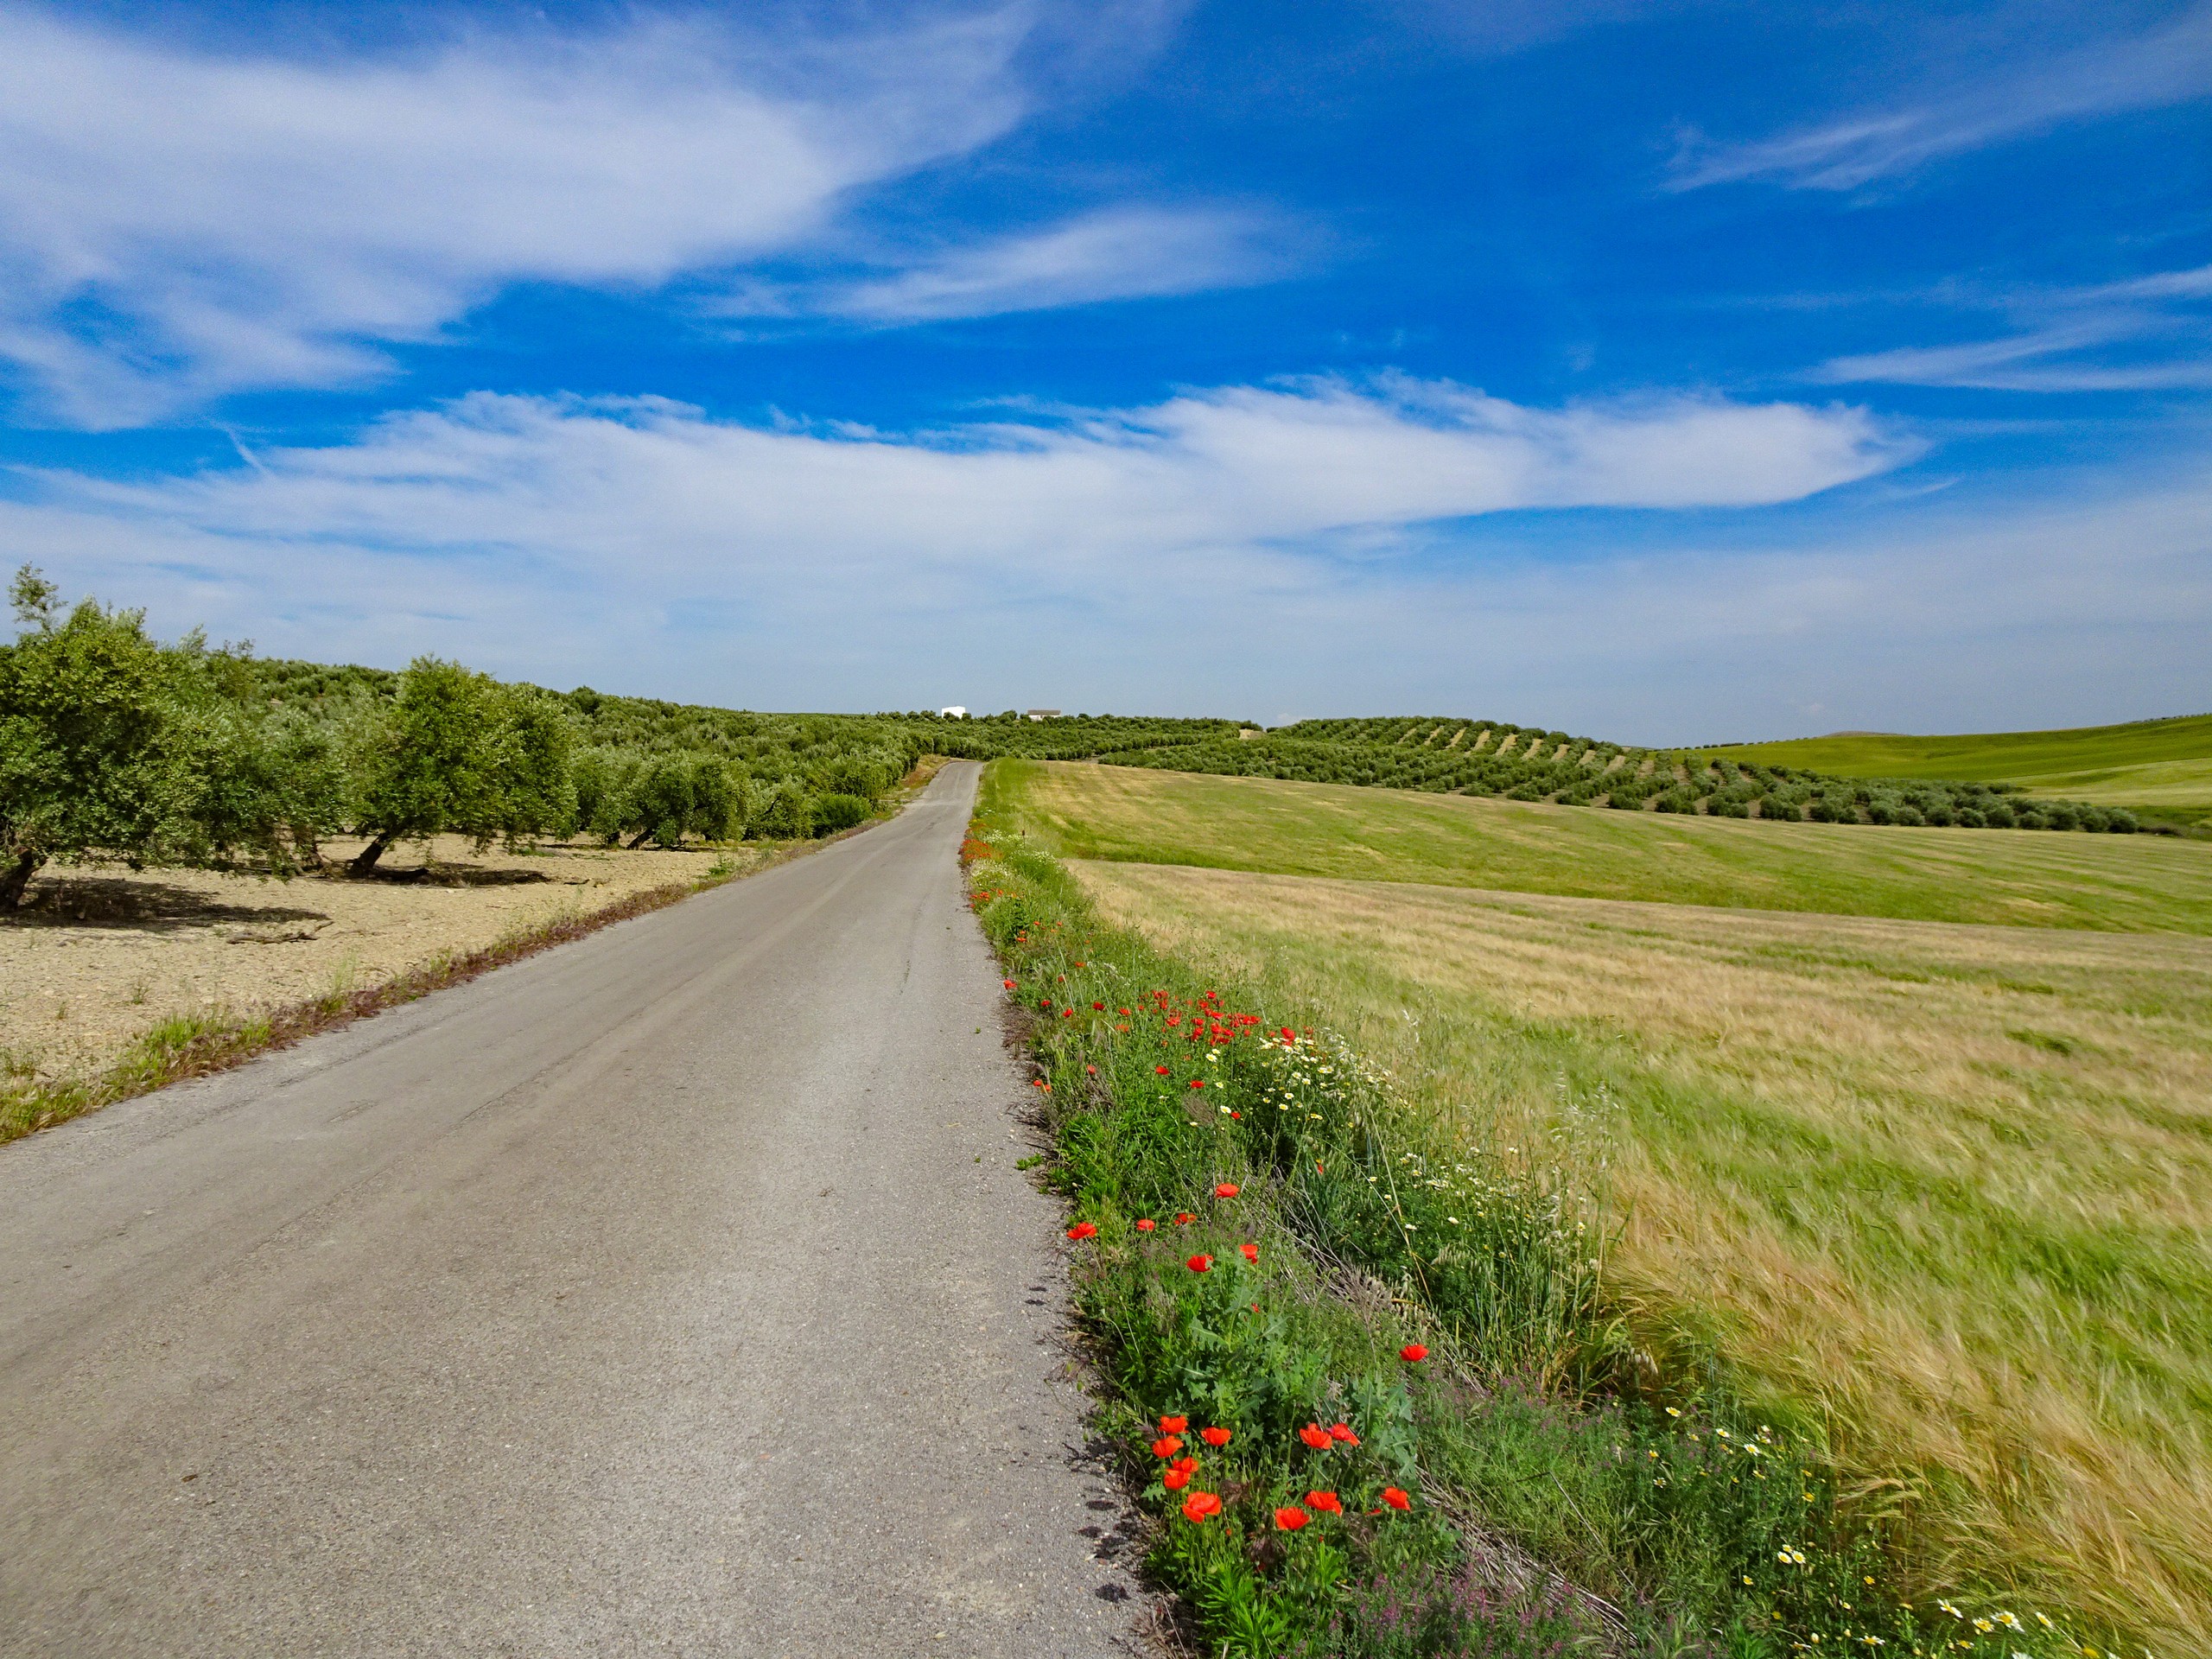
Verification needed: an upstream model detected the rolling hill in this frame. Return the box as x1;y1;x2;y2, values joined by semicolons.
1696;713;2212;826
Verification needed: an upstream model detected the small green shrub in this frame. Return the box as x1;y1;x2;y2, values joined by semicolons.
812;791;870;834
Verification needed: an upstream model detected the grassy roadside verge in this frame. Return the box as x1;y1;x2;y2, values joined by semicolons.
966;772;2103;1657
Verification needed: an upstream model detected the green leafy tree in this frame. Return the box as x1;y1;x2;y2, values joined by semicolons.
748;779;813;840
688;755;746;842
0;567;224;908
346;658;576;873
625;754;696;848
181;702;353;873
570;745;639;842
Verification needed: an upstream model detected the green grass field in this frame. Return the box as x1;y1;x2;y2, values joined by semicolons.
999;759;2212;1650
1698;712;2212;823
1009;759;2212;934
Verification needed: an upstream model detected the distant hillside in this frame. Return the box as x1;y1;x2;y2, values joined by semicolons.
1109;716;2148;833
1697;714;2212;827
240;660;2178;839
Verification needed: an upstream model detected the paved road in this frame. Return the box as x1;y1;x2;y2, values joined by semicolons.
0;762;1139;1657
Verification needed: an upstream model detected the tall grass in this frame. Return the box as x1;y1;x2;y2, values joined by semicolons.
967;768;2097;1657
1067;861;2212;1653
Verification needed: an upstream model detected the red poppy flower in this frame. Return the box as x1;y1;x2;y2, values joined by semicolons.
1174;1212;1196;1225
1328;1423;1360;1446
1306;1491;1343;1514
1170;1455;1198;1475
1298;1425;1333;1451
1281;1027;1295;1042
1180;1491;1223;1523
1274;1506;1309;1532
1155;1065;1170;1075
1135;1218;1156;1231
1400;1344;1429;1363
1152;1435;1184;1458
1381;1487;1412;1510
1166;1015;1181;1027
1066;1221;1098;1241
1214;1182;1240;1198
1199;1427;1231;1448
1239;1243;1259;1263
1073;961;1084;968
1189;1078;1205;1090
1159;1414;1188;1433
1315;1161;1325;1176
1186;1254;1213;1273
1003;979;1015;989
1061;1009;1074;1020
1084;1065;1097;1075
1091;1001;1104;1011
1163;1467;1192;1492
1117;1007;1131;1016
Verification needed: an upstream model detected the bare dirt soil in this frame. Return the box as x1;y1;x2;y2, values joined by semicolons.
1;836;740;1087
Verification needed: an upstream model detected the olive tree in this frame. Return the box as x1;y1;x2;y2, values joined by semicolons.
346;658;576;873
0;568;225;908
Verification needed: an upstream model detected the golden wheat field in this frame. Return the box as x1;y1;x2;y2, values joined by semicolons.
1011;759;2212;1652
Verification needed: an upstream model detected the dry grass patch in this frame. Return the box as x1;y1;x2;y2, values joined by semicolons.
1071;859;2212;1651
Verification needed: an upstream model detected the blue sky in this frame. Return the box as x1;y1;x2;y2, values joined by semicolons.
0;0;2206;741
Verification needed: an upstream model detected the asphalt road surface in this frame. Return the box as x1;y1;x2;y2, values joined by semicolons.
0;761;1141;1656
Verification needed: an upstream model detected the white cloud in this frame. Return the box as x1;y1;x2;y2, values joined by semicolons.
0;374;1923;722
0;6;1036;424
774;205;1296;322
9;379;2202;740
1671;4;2212;191
1815;263;2212;392
46;377;1904;563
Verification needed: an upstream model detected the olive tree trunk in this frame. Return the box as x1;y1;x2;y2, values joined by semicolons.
348;832;395;875
0;849;43;911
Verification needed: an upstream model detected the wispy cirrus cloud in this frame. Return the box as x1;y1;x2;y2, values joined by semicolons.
1671;3;2212;191
0;5;1045;425
727;204;1300;324
1815;263;2212;392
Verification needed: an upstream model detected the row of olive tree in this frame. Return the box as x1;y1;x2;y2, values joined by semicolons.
2;569;880;910
0;570;593;904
